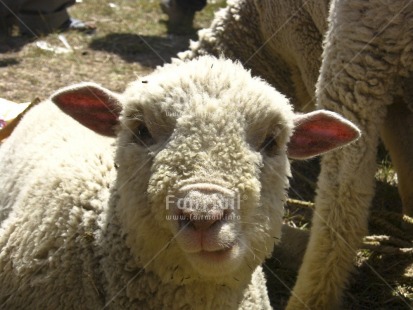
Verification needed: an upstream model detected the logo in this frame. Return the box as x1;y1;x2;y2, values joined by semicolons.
165;193;242;211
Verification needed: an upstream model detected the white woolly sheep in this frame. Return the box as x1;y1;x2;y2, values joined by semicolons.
181;0;413;308
287;0;413;309
179;0;330;113
0;56;358;309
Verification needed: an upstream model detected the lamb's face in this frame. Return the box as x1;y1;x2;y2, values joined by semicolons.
50;57;358;285
114;57;294;282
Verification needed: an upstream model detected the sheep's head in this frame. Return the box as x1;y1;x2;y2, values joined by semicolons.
51;56;359;286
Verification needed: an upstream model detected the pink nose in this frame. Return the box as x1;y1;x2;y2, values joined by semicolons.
173;183;236;231
179;208;225;231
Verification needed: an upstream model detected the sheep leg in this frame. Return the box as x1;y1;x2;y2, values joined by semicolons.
380;96;413;219
286;0;398;306
286;134;379;309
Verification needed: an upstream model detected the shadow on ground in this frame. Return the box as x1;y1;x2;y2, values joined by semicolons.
0;57;20;67
0;34;33;54
344;251;412;309
265;248;412;310
89;32;194;67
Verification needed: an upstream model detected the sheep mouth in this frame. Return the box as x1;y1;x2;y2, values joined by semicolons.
188;241;242;267
182;240;246;276
196;243;236;262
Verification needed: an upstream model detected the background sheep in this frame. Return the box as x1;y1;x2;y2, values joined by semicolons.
179;0;330;112
0;56;359;309
287;0;413;309
180;0;413;308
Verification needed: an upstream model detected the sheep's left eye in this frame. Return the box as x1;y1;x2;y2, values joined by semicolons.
260;136;278;156
134;123;156;146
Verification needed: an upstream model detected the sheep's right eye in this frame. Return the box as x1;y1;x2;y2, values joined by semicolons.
259;136;278;156
133;123;155;146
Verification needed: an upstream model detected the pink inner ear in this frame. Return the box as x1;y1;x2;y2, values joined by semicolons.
288;111;360;159
52;85;121;137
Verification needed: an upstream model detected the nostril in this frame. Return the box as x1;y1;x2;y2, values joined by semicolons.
178;212;192;229
222;209;231;221
179;209;224;231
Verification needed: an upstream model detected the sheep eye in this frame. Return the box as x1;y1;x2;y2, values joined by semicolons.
134;123;155;146
260;136;278;155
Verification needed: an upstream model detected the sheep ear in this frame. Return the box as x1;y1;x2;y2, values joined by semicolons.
51;82;122;137
287;110;360;159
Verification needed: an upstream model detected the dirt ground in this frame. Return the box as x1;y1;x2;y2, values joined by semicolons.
1;0;412;308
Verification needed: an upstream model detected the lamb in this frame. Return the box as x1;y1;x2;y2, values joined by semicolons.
180;0;413;308
0;56;359;309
